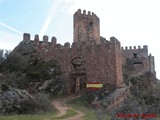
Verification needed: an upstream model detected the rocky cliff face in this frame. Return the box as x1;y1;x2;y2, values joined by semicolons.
0;84;37;114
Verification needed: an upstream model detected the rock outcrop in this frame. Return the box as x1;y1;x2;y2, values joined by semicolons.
0;84;37;114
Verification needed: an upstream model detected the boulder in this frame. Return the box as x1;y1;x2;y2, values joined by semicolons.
0;84;37;114
38;78;64;95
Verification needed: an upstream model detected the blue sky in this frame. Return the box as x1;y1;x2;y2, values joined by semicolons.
0;0;160;79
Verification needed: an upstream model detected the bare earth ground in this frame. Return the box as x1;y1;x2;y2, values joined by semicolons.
52;96;84;120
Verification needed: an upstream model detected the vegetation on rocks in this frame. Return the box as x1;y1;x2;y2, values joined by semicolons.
116;72;160;114
0;47;64;114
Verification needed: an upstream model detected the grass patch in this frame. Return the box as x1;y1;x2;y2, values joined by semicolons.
67;95;97;120
0;109;77;120
67;95;112;120
71;105;96;120
0;112;57;120
67;95;88;107
57;109;77;119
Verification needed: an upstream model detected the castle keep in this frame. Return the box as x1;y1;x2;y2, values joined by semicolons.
21;9;155;94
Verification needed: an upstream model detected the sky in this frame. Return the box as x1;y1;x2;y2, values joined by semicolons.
0;0;160;79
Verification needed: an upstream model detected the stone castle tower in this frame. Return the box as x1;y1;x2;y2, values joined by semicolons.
74;9;100;44
20;9;155;94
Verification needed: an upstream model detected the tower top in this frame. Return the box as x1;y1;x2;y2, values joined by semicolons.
74;9;99;22
73;9;100;44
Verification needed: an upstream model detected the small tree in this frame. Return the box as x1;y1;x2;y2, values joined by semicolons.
0;49;4;64
0;49;11;65
0;52;27;72
26;59;62;82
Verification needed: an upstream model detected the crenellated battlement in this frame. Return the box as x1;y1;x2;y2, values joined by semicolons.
22;33;121;52
110;37;120;45
34;34;39;41
51;36;57;44
43;35;48;43
23;33;57;44
22;33;72;49
64;42;70;48
122;45;148;51
23;33;30;42
74;9;99;22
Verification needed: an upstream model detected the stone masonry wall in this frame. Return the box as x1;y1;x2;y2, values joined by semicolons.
74;9;100;44
22;33;123;94
122;45;156;75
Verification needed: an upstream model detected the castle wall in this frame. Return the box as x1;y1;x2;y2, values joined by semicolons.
149;54;156;76
122;45;155;75
110;37;123;87
122;45;148;60
22;33;123;94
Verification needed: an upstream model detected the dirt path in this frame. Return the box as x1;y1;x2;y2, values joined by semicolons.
52;96;84;120
67;109;84;120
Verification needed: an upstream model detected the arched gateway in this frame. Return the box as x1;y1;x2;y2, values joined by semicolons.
70;57;87;95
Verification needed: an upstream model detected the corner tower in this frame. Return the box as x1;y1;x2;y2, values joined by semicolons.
73;9;100;44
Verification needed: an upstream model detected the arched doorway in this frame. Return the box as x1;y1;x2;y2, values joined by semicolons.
70;57;87;95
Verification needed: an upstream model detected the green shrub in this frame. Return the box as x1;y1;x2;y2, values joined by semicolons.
0;52;27;73
33;92;54;112
26;60;62;82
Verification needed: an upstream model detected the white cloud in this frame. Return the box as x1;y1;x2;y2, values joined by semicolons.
64;0;73;2
0;22;22;50
0;31;21;50
0;42;18;50
39;0;63;38
60;8;64;13
0;22;23;35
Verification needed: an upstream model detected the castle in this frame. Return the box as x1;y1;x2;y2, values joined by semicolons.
21;9;156;94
